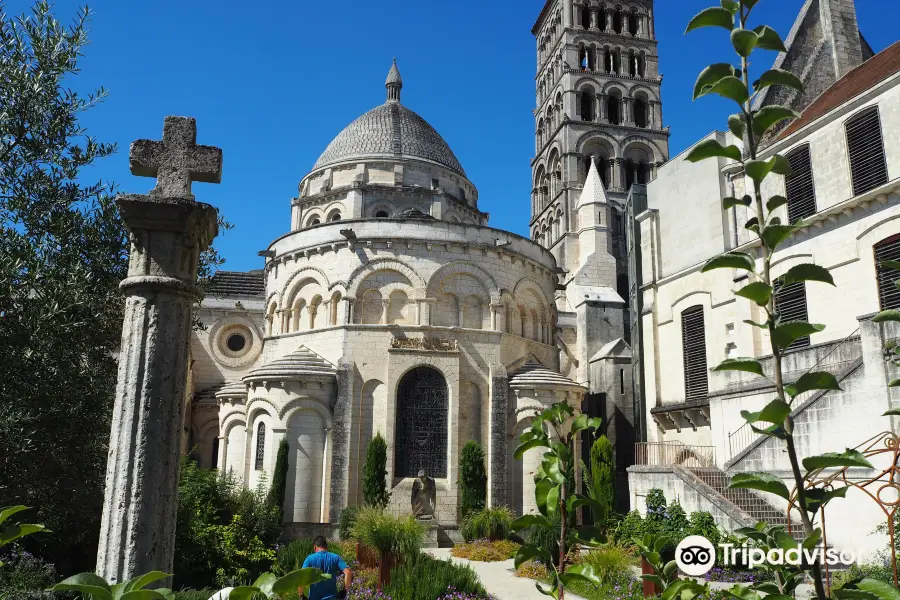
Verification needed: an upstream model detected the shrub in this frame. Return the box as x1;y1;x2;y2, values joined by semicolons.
614;510;645;547
688;511;721;547
459;442;487;519
350;507;424;561
173;589;218;600
384;554;487;600
585;436;615;527
266;440;290;523
832;561;895;589
662;500;690;546
274;539;313;576
460;507;512;542
525;514;561;566
339;506;359;541
451;539;520;562
362;435;390;509
644;488;666;527
0;548;60;600
580;543;635;585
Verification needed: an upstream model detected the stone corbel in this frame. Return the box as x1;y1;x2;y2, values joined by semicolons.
664;411;681;433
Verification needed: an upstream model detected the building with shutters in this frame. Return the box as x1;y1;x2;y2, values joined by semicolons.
628;0;900;557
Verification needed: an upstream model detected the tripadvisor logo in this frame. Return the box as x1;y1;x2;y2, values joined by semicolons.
675;535;716;576
675;535;863;575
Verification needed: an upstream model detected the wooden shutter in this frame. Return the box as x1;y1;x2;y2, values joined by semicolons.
846;106;888;196
875;235;900;310
774;281;810;350
682;306;708;401
785;145;816;223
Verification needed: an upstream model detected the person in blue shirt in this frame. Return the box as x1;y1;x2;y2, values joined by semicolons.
300;536;353;600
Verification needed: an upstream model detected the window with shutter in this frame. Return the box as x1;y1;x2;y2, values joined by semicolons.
774;280;810;350
875;235;900;310
681;306;708;401
785;145;816;223
846;106;888;197
254;422;266;471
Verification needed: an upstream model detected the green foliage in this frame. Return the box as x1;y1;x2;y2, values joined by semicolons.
614;511;646;547
585;436;615;528
460;507;513;542
0;547;61;600
173;457;281;588
0;508;47;568
213;568;330;600
510;402;604;599
688;511;721;548
580;544;636;585
459;442;487;519
524;513;562;567
349;507;424;561
52;571;175;600
362;434;390;510
173;589;218;600
832;562;896;590
384;555;487;600
338;506;359;542
0;2;231;574
273;539;355;577
266;440;290;524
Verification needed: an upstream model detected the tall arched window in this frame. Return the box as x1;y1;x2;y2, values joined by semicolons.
580;91;594;121
682;306;708;401
254;422;266;471
874;235;900;310
395;367;448;478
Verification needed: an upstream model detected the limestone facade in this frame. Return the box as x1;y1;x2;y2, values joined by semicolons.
631;11;900;556
186;62;591;527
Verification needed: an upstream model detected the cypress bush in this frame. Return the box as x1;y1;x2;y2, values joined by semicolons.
362;433;390;509
266;439;290;522
587;435;615;527
459;441;487;519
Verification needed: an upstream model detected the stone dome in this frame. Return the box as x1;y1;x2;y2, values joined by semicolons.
312;61;466;176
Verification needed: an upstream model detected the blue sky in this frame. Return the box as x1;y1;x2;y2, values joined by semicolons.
9;1;898;271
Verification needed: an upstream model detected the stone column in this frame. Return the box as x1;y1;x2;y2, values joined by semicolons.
380;299;389;325
329;360;354;522
573;3;582;28
649;101;657;128
648;9;655;38
488;363;509;508
599;94;609;123
97;117;221;583
595;95;603;123
589;7;598;29
638;13;645;36
624;97;634;126
490;303;501;330
605;10;613;30
613;158;624;190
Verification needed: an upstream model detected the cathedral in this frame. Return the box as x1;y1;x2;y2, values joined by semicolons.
184;0;665;529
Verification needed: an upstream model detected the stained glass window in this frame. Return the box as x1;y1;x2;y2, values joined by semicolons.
255;423;266;471
395;367;448;478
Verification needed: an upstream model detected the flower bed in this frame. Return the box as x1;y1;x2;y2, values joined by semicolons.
450;539;520;562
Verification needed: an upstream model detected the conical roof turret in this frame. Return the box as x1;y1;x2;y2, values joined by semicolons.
576;157;610;208
386;58;402;102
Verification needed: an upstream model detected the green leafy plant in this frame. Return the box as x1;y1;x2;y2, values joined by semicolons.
362;434;390;509
266;440;290;525
510;402;605;600
579;544;636;585
338;506;359;541
635;532;708;599
0;507;47;567
383;554;487;600
584;436;615;529
223;568;330;600
460;507;513;542
459;441;488;519
682;2;892;598
52;571;176;600
350;507;424;562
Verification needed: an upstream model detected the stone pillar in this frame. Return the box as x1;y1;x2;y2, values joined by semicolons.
648;9;655;39
380;299;389;325
96;119;221;583
595;96;603;123
649;101;657;128
573;2;583;28
624;97;634;126
488;363;509;508
599;94;608;123
613;158;624;190
329;360;354;522
589;7;598;29
638;13;645;36
605;10;613;30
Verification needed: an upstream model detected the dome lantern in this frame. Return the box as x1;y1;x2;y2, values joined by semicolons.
386;58;402;103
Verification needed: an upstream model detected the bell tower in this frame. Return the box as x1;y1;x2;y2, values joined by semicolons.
530;0;668;295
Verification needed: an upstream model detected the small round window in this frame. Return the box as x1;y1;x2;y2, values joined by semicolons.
226;333;246;352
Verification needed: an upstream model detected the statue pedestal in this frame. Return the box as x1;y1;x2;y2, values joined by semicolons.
418;519;440;549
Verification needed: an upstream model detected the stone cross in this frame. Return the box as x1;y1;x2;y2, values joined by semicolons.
129;116;222;199
96;116;221;583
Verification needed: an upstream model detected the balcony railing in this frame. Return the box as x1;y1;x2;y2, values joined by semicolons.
634;441;715;468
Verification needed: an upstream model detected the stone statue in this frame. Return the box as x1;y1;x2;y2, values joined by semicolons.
411;469;436;520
